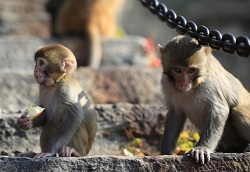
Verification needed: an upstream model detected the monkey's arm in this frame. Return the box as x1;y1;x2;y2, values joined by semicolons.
189;102;229;164
45;103;84;155
161;108;187;155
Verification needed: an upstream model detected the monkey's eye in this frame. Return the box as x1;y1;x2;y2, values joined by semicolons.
188;68;196;73
38;59;44;66
174;68;181;73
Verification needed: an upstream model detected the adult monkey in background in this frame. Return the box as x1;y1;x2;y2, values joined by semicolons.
159;35;250;164
46;0;123;68
17;44;97;158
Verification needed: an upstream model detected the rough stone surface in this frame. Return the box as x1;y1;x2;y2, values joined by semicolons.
0;0;50;38
0;153;250;172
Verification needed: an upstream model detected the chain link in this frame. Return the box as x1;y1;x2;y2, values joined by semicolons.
140;0;250;57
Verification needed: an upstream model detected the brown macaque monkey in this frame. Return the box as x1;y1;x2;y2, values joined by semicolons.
17;44;97;158
46;0;123;68
159;35;250;164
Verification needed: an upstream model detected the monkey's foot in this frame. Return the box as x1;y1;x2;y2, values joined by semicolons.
187;146;211;164
58;146;81;157
33;152;55;158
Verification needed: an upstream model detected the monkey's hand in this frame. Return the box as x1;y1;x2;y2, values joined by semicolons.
17;114;33;130
17;152;37;158
187;146;211;164
58;146;81;157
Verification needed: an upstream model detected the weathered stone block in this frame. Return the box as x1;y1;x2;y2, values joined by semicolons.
0;153;250;172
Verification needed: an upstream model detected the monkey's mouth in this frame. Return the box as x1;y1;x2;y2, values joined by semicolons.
175;82;192;92
34;72;47;84
35;78;45;85
34;77;54;86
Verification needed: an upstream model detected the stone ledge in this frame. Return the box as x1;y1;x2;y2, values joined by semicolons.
0;68;162;112
1;153;250;172
0;103;166;156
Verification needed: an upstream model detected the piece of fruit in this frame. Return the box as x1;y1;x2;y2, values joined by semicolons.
25;105;45;120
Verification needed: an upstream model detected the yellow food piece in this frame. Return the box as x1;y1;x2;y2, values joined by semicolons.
25;105;45;120
179;130;190;138
192;132;200;142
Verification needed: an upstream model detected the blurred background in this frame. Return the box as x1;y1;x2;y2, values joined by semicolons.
121;0;250;88
0;0;250;87
122;0;250;44
1;0;250;157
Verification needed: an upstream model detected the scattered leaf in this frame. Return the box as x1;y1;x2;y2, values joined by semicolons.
123;148;133;156
175;130;200;155
123;138;145;156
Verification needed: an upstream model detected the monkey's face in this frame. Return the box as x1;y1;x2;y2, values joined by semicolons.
168;66;199;92
34;57;55;86
34;44;77;87
159;36;209;92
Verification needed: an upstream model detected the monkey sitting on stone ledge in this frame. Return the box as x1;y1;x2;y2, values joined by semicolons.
17;44;97;158
159;35;250;164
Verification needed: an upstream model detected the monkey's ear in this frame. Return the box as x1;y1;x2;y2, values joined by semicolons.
158;44;165;54
61;59;75;73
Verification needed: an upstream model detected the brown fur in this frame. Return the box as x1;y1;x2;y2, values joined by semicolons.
46;0;122;68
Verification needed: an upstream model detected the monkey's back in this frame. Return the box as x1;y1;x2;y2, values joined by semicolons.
207;54;250;107
70;108;97;155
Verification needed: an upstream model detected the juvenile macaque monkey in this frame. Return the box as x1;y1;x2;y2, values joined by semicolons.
159;35;250;164
46;0;122;68
17;44;97;158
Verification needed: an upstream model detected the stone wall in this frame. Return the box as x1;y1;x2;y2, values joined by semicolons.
1;154;250;172
0;67;162;112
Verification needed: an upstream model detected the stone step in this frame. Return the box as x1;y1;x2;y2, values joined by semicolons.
0;154;249;172
0;35;158;71
0;67;162;112
0;0;50;37
0;36;46;71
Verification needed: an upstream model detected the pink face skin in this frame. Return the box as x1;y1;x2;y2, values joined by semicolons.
170;67;199;92
34;58;55;86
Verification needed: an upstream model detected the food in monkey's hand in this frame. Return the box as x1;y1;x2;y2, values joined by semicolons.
25;105;45;121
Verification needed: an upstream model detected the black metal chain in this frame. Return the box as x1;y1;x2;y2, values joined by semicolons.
140;0;250;57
